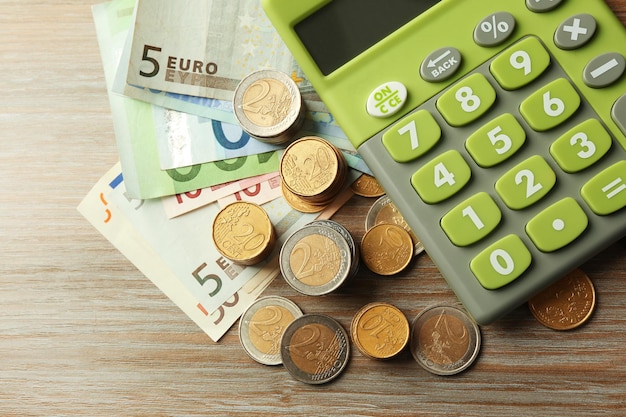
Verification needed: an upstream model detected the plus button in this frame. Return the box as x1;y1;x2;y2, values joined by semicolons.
563;18;588;41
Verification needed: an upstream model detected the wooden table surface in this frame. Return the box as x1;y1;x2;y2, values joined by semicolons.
2;1;625;415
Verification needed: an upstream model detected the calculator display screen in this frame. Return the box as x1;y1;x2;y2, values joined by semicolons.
295;0;441;75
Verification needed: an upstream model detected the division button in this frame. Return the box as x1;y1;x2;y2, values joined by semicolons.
583;52;626;88
474;12;516;47
420;47;462;83
366;81;408;118
554;14;597;50
526;0;564;13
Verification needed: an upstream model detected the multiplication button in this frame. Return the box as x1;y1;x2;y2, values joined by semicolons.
526;197;589;252
554;14;597;50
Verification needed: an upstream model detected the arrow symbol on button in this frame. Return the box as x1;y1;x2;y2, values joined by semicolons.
428;49;452;68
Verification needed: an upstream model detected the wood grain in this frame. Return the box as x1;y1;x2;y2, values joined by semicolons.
1;1;625;415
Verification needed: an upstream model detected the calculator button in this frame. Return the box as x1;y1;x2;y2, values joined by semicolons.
554;14;597;50
526;0;563;13
490;36;551;90
526;197;589;252
470;234;532;290
583;53;626;88
550;119;612;173
519;78;581;131
474;12;516;47
440;192;502;247
436;73;496;127
382;110;441;163
495;155;557;210
466;113;526;168
581;161;626;215
420;47;462;83
366;81;408;118
411;150;472;204
611;94;626;136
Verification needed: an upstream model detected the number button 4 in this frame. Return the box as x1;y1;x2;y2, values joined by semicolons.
495;155;557;210
411;150;472;204
382;110;442;163
436;73;496;127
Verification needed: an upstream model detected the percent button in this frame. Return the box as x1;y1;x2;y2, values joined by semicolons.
474;12;516;47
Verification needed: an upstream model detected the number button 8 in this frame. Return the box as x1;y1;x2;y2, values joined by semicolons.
436;73;496;127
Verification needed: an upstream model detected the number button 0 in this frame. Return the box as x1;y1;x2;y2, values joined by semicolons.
436;73;497;127
470;234;532;290
520;78;581;131
495;155;557;210
550;119;612;173
411;150;472;204
382;110;442;163
490;36;551;90
465;113;526;167
441;192;502;246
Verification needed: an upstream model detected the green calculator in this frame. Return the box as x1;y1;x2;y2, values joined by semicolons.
262;0;626;324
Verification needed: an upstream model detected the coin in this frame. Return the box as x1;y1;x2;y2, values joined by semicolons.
350;174;385;198
360;223;414;275
366;195;424;256
280;136;348;206
528;268;596;330
280;224;352;295
238;296;303;365
233;69;304;144
309;219;360;279
212;201;276;265
281;181;326;213
410;304;481;376
280;314;350;384
351;302;409;359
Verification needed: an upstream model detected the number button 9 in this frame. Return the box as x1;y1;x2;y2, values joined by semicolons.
437;73;496;127
490;36;551;90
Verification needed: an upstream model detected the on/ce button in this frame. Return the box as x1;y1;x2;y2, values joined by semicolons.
366;81;408;118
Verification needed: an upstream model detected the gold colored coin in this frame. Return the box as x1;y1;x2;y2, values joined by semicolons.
366;195;424;255
289;233;341;287
281;182;326;213
528;268;596;330
212;201;275;265
280;136;346;204
241;77;292;128
350;174;385;198
360;223;414;275
351;302;409;359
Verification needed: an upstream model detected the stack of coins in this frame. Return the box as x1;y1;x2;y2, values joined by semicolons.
238;296;303;365
350;174;385;198
409;304;481;376
361;223;414;275
212;201;276;266
279;221;357;295
366;195;424;256
280;136;348;211
351;302;410;360
280;314;350;384
233;69;305;145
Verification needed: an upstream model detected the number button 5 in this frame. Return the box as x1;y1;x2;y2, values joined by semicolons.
466;113;527;168
382;110;442;163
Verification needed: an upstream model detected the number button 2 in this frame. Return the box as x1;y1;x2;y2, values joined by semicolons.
382;110;442;163
490;36;551;90
495;155;556;210
436;73;496;127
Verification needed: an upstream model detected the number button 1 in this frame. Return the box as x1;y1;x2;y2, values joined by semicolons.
520;78;581;131
490;36;551;90
470;234;532;290
411;150;472;204
436;73;496;127
382;110;442;163
441;192;502;246
495;155;556;210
